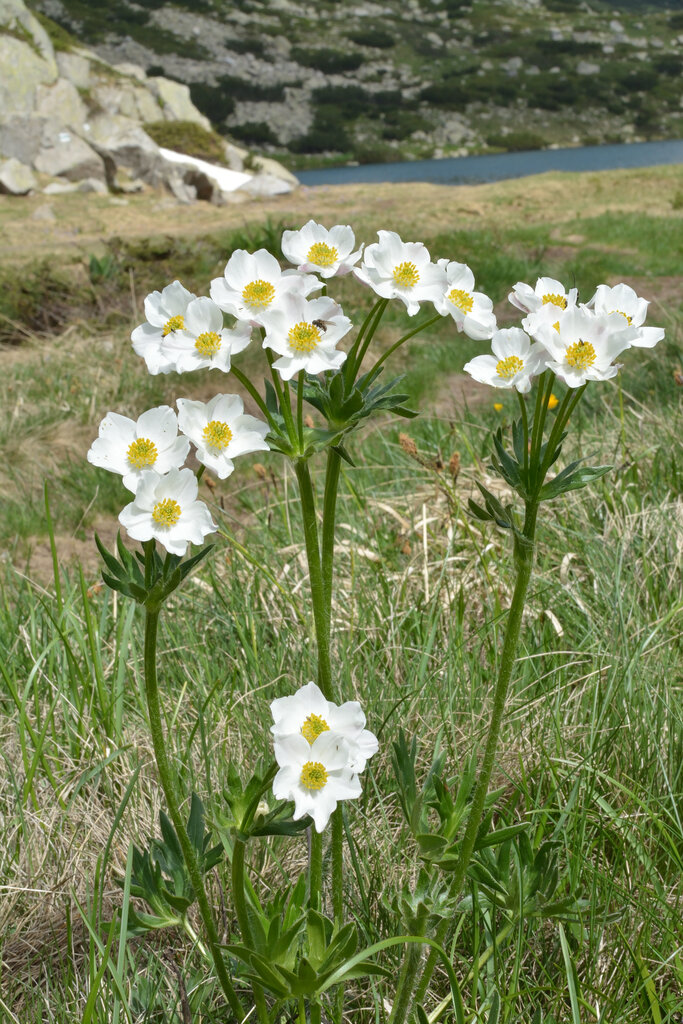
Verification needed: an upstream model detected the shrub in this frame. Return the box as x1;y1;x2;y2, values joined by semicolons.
143;121;228;164
485;130;546;152
218;75;285;103
188;83;236;124
381;109;426;140
346;28;395;49
227;37;266;56
228;121;279;145
353;142;396;164
291;47;364;74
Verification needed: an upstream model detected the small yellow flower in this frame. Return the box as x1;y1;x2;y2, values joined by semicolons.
493;402;503;412
547;393;559;410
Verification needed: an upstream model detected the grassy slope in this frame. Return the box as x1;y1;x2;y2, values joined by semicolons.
0;167;681;1022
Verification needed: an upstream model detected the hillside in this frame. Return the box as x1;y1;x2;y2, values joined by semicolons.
28;0;683;168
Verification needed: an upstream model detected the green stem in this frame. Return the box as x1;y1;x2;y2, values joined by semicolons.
348;298;390;382
232;840;269;1023
406;499;540;1015
297;370;305;449
143;609;245;1022
388;904;429;1024
230;364;278;431
516;391;529;478
310;829;323;912
344;298;387;387
366;312;442;382
321;449;342;660
294;461;332;697
536;384;586;488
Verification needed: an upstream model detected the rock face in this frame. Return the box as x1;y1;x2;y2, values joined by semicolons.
0;0;297;200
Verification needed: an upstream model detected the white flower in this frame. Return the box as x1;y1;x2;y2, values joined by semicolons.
534;307;635;388
210;248;321;325
176;394;270;480
270;681;378;773
272;731;362;833
281;220;363;278
587;283;665;349
354;230;447;316
162;296;252;373
87;406;190;492
119;467;217;556
131;280;197;375
434;260;496;340
260;294;351;381
509;276;578;317
463;328;548;394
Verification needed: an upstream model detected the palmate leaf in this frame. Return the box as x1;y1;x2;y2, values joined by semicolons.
540;461;612;500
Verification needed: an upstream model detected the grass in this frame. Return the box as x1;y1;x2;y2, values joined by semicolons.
0;169;681;1022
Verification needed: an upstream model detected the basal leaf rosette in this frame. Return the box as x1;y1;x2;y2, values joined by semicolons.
119;467;217;556
87;406;190;492
281;220;363;278
464;327;548;393
162;297;252;373
210;248;321;326
271;681;378;773
533;307;637;388
273;731;362;833
354;230;447;316
131;280;197;375
587;283;665;349
260;294;352;381
434;260;496;340
176;394;270;480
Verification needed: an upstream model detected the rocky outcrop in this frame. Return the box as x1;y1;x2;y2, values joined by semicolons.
0;0;297;201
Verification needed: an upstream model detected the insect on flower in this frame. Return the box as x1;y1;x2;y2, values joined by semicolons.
312;318;334;333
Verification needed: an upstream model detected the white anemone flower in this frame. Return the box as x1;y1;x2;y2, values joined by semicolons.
354;230;447;316
176;394;270;480
587;283;665;349
131;280;197;375
509;276;578;336
272;731;362;833
210;248;321;325
463;328;548;394
281;220;363;278
434;260;497;340
260;294;351;381
119;467;217;556
87;406;190;493
534;307;636;388
162;297;251;373
270;681;378;773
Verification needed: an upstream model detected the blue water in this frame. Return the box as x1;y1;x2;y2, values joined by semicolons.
297;139;683;187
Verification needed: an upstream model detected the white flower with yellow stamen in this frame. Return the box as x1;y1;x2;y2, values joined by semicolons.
434;260;496;340
463;328;548;394
210;248;321;326
270;681;378;773
509;277;578;318
132;281;197;375
281;220;363;279
272;731;362;833
163;297;251;373
260;294;351;381
176;394;270;480
587;283;665;349
354;230;447;316
534;307;635;388
119;467;217;556
87;406;190;493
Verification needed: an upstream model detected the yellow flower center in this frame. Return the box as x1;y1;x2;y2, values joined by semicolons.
202;419;233;452
242;279;275;309
496;355;524;380
447;288;474;313
152;498;181;527
301;713;330;744
162;314;185;336
126;437;158;469
300;761;328;791
565;340;596;370
541;293;567;309
392;261;420;288
195;331;222;358
613;309;633;325
307;242;338;267
288;321;322;354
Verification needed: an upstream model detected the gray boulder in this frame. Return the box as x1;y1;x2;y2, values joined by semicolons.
0;36;57;117
82;114;163;187
0;156;37;194
55;51;91;90
0;114;49;165
148;77;212;130
34;128;106;181
238;173;294;197
35;78;88;129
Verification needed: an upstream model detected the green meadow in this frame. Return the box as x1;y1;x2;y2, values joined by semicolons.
0;166;681;1023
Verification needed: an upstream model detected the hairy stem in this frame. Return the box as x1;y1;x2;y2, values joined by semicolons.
143;608;245;1022
232;840;269;1023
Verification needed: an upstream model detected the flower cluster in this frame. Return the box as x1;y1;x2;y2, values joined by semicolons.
270;682;378;832
463;277;663;393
